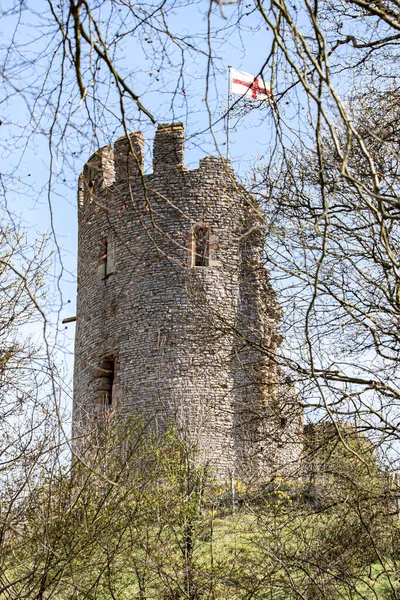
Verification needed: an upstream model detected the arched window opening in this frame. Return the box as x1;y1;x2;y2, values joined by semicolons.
95;356;115;408
193;225;209;267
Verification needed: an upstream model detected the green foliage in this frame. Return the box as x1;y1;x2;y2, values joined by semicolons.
2;418;400;599
259;476;304;511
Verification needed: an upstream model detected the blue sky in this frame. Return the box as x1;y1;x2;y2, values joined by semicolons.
2;1;399;456
0;0;281;415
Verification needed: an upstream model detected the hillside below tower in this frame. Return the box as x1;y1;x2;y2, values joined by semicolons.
72;123;302;479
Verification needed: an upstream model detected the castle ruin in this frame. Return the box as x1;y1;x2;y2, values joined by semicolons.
72;123;302;480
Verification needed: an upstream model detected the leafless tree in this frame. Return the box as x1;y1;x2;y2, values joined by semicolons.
2;0;400;598
241;0;400;456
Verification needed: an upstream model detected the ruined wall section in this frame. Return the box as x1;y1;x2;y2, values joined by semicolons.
230;199;303;478
73;123;302;478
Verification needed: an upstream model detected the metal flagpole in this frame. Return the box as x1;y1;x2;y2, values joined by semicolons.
227;65;232;160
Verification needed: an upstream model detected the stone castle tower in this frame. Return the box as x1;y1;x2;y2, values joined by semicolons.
72;123;302;479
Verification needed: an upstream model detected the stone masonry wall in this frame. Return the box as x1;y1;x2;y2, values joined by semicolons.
72;123;303;481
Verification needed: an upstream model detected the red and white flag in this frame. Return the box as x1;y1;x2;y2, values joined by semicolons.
230;68;271;100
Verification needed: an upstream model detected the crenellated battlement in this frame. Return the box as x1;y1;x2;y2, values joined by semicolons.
78;123;233;205
153;122;185;172
84;145;115;188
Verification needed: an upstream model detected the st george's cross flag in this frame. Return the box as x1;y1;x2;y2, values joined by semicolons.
230;68;271;100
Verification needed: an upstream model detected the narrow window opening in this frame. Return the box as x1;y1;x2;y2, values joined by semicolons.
85;164;97;196
95;356;115;408
280;417;287;429
193;225;209;267
100;235;116;278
